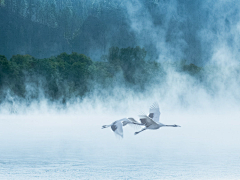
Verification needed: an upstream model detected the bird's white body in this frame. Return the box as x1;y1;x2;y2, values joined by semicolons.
147;124;161;130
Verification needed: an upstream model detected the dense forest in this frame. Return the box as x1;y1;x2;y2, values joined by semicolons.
0;0;204;63
0;46;202;105
0;0;145;59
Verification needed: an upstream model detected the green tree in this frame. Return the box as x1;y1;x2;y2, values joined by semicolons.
108;46;148;87
0;55;10;87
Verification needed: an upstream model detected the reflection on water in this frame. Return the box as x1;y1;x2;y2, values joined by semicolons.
0;112;240;179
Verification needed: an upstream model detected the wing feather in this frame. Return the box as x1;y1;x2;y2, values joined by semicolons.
138;115;158;127
111;120;123;138
149;102;161;123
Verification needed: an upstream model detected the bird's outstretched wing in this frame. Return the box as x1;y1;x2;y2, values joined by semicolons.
138;115;158;127
148;102;160;123
111;120;123;138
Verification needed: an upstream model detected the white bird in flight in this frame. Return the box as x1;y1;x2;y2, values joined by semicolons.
134;102;181;135
102;118;142;138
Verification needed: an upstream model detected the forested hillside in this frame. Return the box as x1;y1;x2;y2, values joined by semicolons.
0;0;137;59
0;0;203;63
1;0;239;111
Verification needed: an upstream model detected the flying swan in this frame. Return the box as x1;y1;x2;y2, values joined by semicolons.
134;102;181;135
102;118;142;138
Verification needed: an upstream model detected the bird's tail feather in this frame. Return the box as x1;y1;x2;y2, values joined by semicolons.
114;133;123;139
128;118;143;128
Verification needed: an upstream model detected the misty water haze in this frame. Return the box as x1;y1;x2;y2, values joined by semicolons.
1;0;240;179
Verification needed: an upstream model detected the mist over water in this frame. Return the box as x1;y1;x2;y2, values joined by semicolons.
1;0;240;179
1;110;240;179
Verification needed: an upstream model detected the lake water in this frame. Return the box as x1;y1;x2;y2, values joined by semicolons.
0;111;240;179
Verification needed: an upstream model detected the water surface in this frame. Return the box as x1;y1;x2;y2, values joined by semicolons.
0;112;239;179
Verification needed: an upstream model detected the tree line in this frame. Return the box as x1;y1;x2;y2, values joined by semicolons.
0;46;202;104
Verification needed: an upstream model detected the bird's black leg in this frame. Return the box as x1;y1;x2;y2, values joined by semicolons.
134;128;146;135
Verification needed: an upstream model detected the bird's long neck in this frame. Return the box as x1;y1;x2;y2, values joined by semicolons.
164;125;176;127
